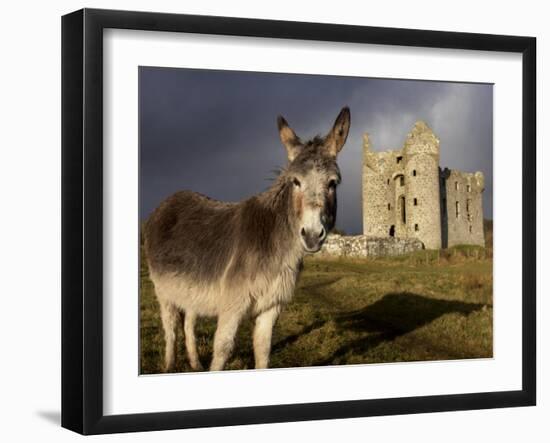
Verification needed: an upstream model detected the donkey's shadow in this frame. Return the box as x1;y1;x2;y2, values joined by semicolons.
273;292;485;366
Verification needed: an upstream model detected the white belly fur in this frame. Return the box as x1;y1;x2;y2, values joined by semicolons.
149;262;300;319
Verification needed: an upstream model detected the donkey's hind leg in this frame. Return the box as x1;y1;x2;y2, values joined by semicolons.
159;300;179;372
184;311;203;371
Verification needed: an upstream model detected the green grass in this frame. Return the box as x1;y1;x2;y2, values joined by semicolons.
140;247;493;374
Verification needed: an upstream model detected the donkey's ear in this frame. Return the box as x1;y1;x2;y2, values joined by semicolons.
277;115;302;161
325;107;351;157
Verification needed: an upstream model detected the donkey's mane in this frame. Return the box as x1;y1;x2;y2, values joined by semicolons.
259;168;293;208
304;135;325;148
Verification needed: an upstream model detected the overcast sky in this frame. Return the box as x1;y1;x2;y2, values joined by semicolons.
139;67;493;234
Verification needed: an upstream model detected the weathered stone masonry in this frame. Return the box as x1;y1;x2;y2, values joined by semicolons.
320;234;424;258
362;121;485;249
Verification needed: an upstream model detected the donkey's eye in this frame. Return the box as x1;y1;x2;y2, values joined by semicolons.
293;178;301;188
328;179;337;190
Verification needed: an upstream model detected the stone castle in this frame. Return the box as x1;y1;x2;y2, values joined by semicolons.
362;121;485;249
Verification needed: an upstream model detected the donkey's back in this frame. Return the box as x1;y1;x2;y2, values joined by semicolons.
144;190;238;286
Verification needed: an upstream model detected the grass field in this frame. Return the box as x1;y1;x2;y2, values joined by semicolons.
140;243;493;374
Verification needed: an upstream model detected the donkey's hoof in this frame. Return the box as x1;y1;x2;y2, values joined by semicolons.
190;360;204;371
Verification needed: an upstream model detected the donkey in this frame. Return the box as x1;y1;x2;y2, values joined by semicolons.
143;107;351;372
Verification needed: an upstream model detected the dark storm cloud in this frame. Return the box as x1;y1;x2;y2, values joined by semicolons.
140;67;493;234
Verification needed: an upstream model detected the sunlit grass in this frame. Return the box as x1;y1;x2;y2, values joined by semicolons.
140;246;492;374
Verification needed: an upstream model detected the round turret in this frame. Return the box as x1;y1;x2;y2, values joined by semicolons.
403;121;442;249
404;121;440;156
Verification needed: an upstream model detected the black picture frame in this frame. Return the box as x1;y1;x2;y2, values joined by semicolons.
61;8;536;435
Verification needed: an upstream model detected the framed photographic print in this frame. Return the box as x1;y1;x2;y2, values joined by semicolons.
61;8;536;435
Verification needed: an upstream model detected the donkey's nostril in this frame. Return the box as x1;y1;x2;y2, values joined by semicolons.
301;228;306;237
319;228;326;239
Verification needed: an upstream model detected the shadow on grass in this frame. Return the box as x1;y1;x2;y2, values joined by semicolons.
273;292;485;365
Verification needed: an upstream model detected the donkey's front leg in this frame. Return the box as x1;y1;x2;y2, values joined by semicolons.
210;313;242;371
253;305;281;369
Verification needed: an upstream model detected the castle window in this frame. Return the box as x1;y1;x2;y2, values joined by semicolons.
388;203;391;210
467;184;471;192
396;156;403;164
469;225;472;234
455;181;459;191
415;224;419;232
400;176;405;186
466;199;471;213
387;178;390;185
455;201;460;218
400;196;406;224
389;225;395;237
412;169;417;176
414;198;418;206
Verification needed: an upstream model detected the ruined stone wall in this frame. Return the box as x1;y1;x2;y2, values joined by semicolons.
362;133;400;237
320;234;424;258
443;169;485;247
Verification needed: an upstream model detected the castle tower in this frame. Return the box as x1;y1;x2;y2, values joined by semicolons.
402;121;442;249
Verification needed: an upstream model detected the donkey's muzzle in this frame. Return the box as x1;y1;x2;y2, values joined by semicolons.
300;227;327;252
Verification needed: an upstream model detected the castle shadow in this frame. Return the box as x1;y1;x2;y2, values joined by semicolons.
272;292;485;365
313;292;485;365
